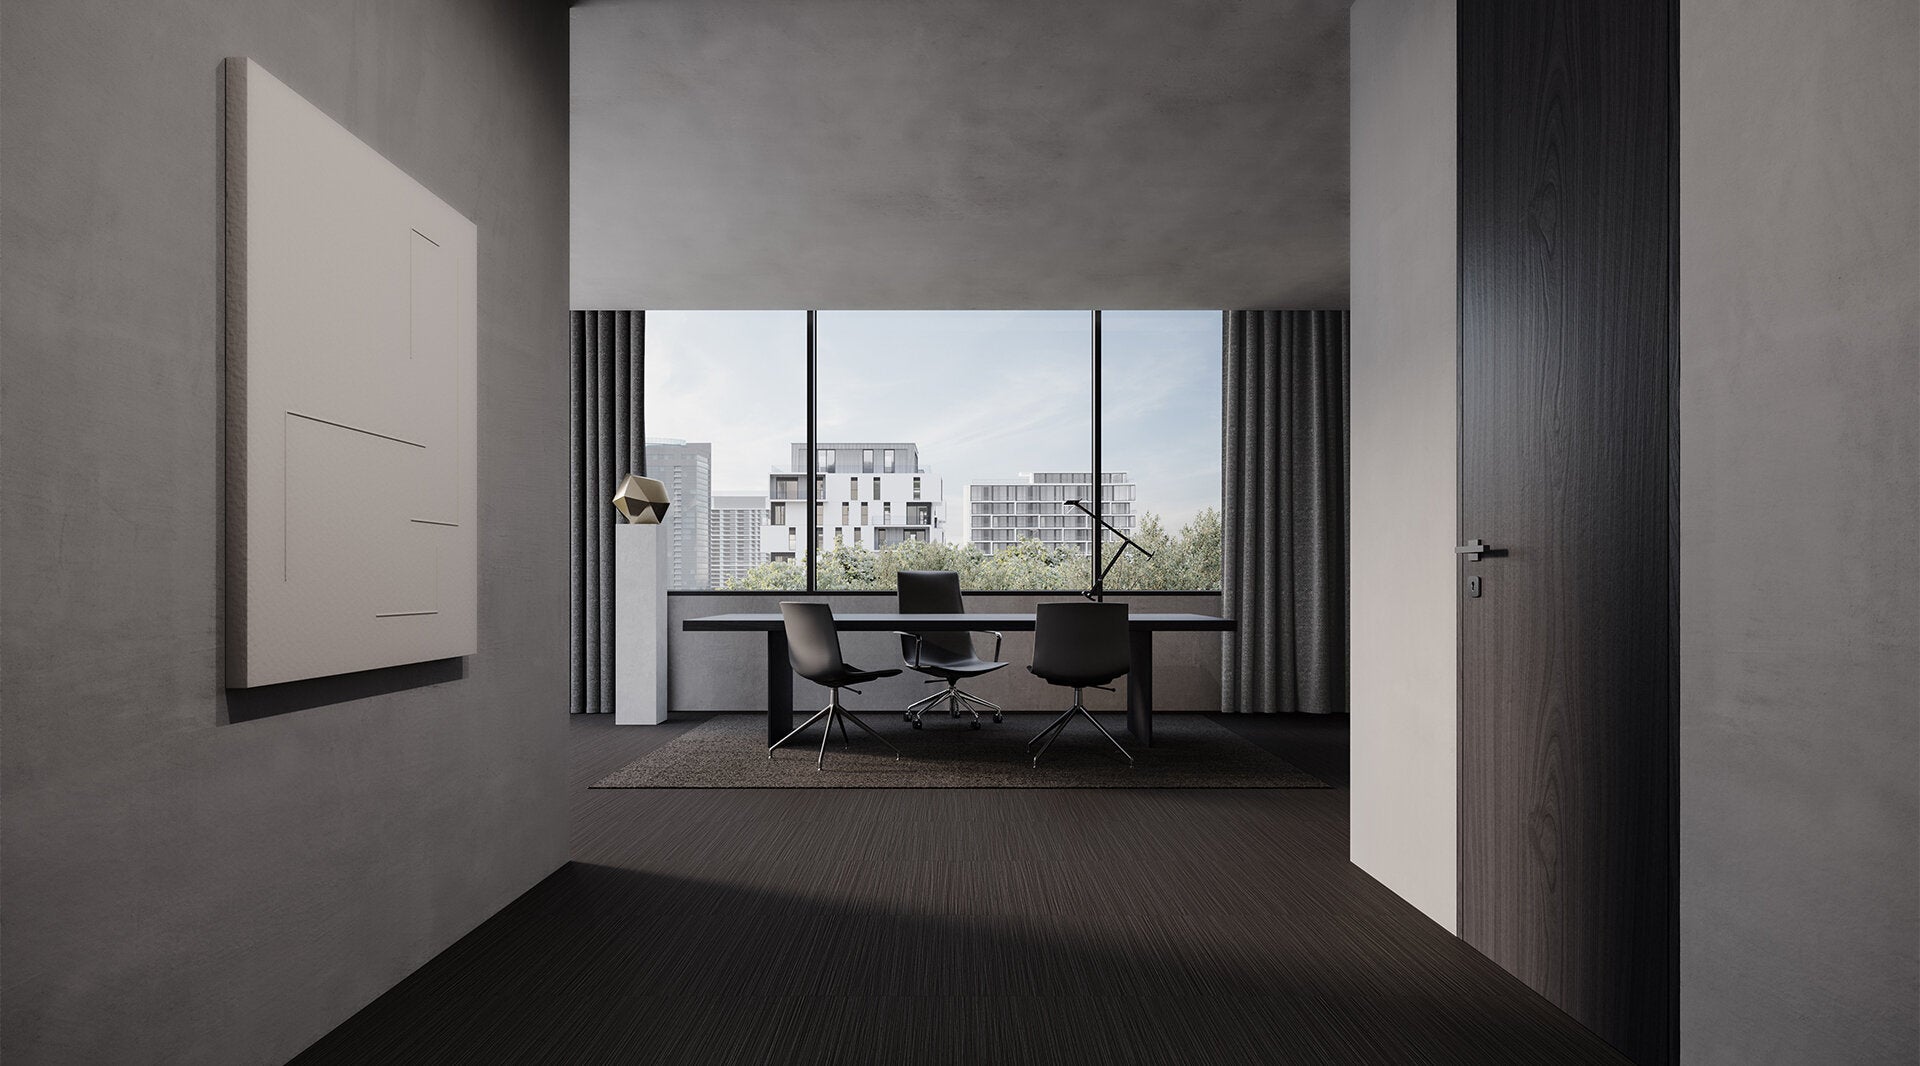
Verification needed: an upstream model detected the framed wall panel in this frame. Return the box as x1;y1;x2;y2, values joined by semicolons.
225;58;477;688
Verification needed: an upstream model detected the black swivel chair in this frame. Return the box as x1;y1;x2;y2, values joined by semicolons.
893;570;1008;730
770;602;903;770
1026;601;1133;767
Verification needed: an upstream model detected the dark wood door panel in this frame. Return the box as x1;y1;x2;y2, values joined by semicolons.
1458;1;1676;1063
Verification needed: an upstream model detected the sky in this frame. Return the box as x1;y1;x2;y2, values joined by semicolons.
644;310;1222;542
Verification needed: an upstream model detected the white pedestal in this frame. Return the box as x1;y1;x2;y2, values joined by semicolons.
613;524;670;725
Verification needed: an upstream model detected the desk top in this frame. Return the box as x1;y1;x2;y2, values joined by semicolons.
683;612;1235;632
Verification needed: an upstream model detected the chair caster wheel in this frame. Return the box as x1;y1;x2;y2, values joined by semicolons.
993;713;1004;723
903;712;912;722
911;720;923;730
970;720;981;730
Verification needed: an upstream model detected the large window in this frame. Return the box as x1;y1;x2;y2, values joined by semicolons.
643;311;806;589
647;310;1222;592
1098;311;1224;591
816;311;1091;591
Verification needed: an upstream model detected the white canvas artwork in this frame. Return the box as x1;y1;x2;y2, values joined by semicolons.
225;58;478;688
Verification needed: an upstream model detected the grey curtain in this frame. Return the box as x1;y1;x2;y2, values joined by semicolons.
1222;310;1349;715
571;310;644;714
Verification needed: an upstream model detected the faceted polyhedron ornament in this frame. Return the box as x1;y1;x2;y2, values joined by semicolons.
611;473;671;524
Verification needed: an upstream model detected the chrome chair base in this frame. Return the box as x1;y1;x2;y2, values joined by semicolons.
1026;688;1132;767
768;690;901;770
902;681;1004;730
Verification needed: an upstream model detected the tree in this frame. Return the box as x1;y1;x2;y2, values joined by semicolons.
724;556;807;590
1102;507;1224;591
721;509;1223;593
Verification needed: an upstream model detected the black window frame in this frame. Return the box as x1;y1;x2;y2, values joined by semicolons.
655;309;1221;595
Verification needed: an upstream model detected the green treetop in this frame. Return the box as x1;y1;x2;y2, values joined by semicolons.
722;508;1223;593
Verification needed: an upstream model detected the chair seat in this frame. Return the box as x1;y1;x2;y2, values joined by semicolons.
831;665;901;686
905;657;1008;681
1029;664;1124;688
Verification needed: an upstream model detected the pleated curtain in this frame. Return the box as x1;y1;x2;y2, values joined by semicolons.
571;310;644;714
1221;310;1350;715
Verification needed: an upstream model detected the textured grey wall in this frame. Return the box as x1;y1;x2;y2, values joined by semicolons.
0;3;570;1064
570;0;1351;309
1680;1;1919;1061
669;593;1226;714
1346;0;1458;934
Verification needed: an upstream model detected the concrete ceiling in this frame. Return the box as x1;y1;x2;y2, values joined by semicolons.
570;0;1350;309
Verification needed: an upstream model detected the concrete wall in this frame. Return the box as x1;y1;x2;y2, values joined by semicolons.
1346;0;1459;933
1680;1;1920;1061
569;0;1351;310
669;593;1226;713
0;3;570;1064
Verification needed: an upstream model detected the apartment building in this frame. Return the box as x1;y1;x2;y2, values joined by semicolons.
765;442;943;559
967;471;1135;556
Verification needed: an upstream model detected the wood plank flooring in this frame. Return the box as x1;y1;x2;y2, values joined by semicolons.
290;713;1630;1065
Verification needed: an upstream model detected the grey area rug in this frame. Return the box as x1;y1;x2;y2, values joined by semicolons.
592;713;1327;789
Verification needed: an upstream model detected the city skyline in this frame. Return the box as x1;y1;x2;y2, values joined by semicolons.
648;433;1162;586
662;432;1155;553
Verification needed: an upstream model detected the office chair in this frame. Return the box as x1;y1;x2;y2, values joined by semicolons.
1026;601;1133;767
771;602;903;770
893;570;1008;730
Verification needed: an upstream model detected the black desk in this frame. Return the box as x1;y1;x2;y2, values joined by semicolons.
681;612;1236;748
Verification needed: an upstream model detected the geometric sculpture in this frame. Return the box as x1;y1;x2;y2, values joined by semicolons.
224;58;478;688
611;474;671;524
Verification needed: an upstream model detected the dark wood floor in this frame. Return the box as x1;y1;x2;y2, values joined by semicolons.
292;713;1629;1065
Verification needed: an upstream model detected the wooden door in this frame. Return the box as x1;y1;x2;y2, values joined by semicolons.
1458;1;1676;1062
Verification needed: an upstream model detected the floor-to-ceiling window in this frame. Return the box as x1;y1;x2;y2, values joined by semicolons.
815;310;1091;590
1096;310;1224;591
643;311;806;590
647;310;1222;593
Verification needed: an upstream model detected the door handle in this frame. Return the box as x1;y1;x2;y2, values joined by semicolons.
1456;540;1495;562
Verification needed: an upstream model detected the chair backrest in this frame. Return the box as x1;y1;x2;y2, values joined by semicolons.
779;601;846;683
1031;601;1131;685
897;570;972;659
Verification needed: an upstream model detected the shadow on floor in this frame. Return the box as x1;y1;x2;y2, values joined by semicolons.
292;861;1626;1066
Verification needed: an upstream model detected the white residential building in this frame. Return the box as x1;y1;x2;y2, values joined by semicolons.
709;493;765;587
765;442;943;560
967;472;1136;556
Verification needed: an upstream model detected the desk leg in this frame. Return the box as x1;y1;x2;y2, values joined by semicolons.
1127;629;1154;747
767;631;793;747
